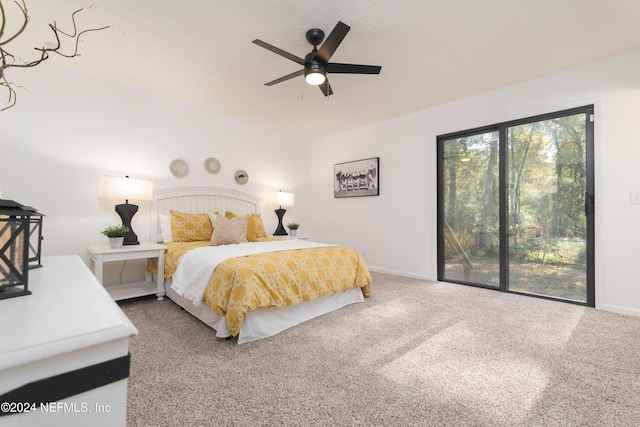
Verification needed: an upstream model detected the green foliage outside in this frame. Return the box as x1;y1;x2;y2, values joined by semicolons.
442;113;588;301
443;113;586;267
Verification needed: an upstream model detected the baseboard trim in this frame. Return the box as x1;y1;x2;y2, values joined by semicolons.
367;266;434;281
599;304;640;317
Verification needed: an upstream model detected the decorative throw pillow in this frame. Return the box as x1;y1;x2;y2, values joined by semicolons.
225;211;238;219
170;210;213;242
246;213;267;242
210;214;249;246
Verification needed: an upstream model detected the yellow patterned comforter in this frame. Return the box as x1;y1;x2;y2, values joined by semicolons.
148;241;372;337
205;245;371;336
147;241;209;278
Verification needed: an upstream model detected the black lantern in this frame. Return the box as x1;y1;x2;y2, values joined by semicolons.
24;205;44;269
0;200;44;300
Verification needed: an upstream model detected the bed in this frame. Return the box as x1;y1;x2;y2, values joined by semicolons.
148;187;372;344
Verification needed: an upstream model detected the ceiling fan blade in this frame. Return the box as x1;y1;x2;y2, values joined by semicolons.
252;39;305;65
319;79;333;97
327;63;382;74
264;69;304;86
315;21;350;63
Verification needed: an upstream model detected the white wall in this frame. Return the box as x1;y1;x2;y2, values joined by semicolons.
1;64;309;282
4;50;640;316
310;49;640;316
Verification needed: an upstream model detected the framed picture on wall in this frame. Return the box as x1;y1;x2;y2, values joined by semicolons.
334;157;379;198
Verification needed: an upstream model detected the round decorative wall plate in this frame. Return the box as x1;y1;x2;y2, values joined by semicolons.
170;159;189;178
204;157;221;175
234;169;249;185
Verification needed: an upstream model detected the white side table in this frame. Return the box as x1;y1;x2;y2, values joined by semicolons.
273;235;310;240
88;243;166;301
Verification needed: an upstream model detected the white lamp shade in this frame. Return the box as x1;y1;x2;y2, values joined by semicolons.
98;176;153;202
266;191;294;208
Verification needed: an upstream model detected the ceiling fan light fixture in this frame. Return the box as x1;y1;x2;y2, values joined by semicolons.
304;61;326;85
305;71;326;85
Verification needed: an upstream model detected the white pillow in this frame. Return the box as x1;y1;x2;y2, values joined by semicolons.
159;214;173;243
207;213;218;230
209;215;248;246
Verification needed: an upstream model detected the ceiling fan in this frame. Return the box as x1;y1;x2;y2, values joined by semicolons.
252;21;382;96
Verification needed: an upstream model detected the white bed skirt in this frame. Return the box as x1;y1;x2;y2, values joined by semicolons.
165;281;364;344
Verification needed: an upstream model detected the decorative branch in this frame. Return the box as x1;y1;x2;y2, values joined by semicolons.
0;0;109;111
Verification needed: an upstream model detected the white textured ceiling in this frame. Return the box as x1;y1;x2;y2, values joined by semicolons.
7;0;640;139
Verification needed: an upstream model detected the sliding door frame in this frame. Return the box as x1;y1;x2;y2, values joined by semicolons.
437;105;595;307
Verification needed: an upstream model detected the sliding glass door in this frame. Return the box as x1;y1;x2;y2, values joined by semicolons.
439;129;501;287
437;106;594;306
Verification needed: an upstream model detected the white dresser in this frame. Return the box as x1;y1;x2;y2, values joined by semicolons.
0;256;138;426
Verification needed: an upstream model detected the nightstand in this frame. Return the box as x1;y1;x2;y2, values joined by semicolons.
88;243;166;301
273;235;310;240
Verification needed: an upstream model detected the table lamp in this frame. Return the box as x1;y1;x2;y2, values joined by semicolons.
98;176;153;245
266;190;294;236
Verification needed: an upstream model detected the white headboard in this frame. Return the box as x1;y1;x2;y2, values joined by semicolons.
150;187;260;243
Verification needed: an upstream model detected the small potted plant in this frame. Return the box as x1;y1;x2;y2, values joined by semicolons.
287;221;300;237
101;225;129;249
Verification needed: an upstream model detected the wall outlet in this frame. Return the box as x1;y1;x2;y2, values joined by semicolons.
630;191;640;205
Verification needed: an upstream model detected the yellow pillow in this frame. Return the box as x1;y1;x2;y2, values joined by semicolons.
247;213;267;242
225;211;238;219
169;210;213;242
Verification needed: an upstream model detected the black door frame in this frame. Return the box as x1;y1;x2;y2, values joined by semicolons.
437;105;595;307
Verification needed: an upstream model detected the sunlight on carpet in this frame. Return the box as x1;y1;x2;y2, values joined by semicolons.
367;283;588;425
380;321;549;424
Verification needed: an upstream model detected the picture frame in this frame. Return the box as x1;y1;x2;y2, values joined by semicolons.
334;157;379;198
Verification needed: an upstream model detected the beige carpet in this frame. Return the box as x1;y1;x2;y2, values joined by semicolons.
119;272;640;426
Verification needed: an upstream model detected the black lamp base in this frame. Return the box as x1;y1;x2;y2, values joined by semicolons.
273;208;288;236
115;202;140;245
